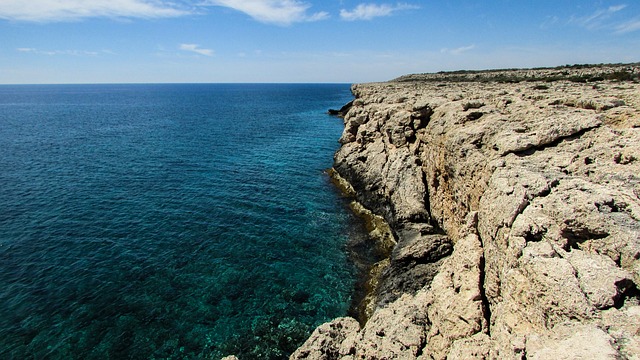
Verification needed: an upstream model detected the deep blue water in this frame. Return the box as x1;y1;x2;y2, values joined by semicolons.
0;84;359;359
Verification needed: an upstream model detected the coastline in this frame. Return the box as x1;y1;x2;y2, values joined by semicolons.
293;63;640;359
328;167;396;323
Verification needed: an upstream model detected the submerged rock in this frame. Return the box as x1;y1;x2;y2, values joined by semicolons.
294;64;640;359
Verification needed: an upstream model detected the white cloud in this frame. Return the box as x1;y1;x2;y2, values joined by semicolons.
0;0;189;22
179;44;215;56
340;2;418;21
16;47;105;56
608;4;628;12
569;4;640;34
570;4;627;30
440;44;476;55
204;0;328;25
615;19;640;33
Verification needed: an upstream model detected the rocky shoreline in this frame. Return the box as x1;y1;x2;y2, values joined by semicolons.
292;64;640;359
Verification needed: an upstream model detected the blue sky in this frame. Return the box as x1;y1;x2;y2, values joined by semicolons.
1;0;639;84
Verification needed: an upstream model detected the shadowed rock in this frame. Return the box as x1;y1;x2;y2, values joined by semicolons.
328;100;354;117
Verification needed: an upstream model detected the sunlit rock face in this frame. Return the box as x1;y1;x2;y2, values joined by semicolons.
294;64;640;360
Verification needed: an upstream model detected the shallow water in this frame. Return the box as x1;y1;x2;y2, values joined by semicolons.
0;83;360;359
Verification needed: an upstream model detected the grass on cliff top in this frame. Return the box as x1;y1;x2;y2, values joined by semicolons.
393;62;640;84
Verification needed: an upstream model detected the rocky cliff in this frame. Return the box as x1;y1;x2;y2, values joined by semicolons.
293;64;640;359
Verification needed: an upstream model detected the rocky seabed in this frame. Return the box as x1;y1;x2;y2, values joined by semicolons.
292;64;640;359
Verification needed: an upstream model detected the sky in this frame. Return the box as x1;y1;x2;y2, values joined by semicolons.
1;0;639;84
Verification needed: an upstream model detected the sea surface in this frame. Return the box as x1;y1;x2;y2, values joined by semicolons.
0;83;361;359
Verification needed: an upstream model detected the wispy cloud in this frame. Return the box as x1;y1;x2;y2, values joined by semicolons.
441;44;476;55
540;15;559;30
179;44;214;56
615;18;640;33
0;0;422;26
17;47;108;56
570;4;628;30
568;4;640;34
203;0;328;26
340;2;419;21
0;0;190;22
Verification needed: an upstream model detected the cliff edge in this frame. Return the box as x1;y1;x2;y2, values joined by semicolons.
293;64;640;359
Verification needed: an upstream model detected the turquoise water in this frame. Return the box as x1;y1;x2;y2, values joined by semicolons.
0;84;359;359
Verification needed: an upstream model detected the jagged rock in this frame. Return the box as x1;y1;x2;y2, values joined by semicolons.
601;306;640;359
328;100;354;117
525;323;618;360
292;292;431;359
447;333;491;360
392;232;449;265
422;212;488;360
290;317;360;359
566;250;634;309
294;64;640;359
376;233;452;306
353;290;430;359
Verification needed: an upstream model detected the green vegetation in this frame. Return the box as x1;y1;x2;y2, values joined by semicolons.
393;63;640;84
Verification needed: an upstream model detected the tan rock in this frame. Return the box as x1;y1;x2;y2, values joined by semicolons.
353;291;429;359
525;323;618;360
295;64;640;359
602;306;640;359
423;212;488;360
290;317;360;359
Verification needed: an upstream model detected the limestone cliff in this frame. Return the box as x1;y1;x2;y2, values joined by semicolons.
293;64;640;359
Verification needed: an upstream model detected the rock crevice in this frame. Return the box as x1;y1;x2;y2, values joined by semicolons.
293;64;640;359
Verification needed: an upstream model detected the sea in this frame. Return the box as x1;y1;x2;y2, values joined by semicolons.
0;83;363;359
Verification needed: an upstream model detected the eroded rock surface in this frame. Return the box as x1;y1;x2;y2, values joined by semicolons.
293;64;640;359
